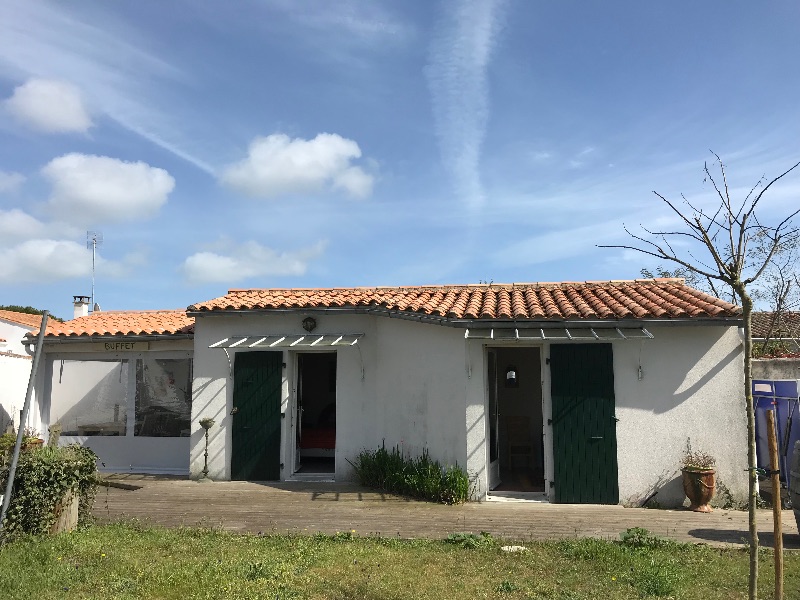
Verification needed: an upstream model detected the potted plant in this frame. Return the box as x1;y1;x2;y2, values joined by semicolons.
681;446;716;513
22;427;44;451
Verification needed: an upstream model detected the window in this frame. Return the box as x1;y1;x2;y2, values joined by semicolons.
50;360;128;436
134;358;192;437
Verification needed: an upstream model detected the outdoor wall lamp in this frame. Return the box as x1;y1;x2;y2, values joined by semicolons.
505;365;518;388
302;317;317;332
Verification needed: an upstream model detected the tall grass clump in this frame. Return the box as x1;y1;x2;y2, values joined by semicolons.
348;444;470;504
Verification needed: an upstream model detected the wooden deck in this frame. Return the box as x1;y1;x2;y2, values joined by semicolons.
93;476;800;548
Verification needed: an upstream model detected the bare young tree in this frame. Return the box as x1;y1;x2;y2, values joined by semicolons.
602;153;800;600
751;235;800;355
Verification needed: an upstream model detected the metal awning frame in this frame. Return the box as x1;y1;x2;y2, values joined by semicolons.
464;327;653;341
209;333;363;349
210;334;365;380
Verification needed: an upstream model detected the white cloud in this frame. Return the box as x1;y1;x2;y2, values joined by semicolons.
221;133;374;199
0;2;215;174
495;219;626;268
0;239;92;282
0;171;25;193
0;237;133;283
4;78;92;133
426;0;507;210
0;208;79;243
41;153;175;224
183;240;327;283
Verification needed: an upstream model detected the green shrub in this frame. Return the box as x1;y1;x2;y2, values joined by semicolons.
0;444;98;538
444;531;495;549
0;433;16;461
619;527;685;550
348;444;470;504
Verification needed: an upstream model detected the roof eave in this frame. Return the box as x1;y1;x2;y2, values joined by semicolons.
26;333;194;347
188;306;743;328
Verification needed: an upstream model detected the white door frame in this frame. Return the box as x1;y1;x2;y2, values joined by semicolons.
484;343;551;498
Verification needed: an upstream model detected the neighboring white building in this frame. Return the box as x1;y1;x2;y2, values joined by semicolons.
186;279;748;507
30;279;749;507
0;309;44;433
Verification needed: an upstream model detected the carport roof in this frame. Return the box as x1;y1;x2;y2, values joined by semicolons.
32;310;195;339
188;279;741;322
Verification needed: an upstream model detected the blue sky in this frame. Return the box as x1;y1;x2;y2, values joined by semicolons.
1;1;800;318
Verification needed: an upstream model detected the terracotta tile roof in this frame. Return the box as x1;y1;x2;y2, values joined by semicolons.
35;310;195;338
189;279;741;322
0;310;45;329
751;312;800;339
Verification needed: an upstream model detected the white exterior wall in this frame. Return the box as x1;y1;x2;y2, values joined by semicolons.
611;325;747;507
191;314;470;481
0;319;34;433
36;339;193;474
192;313;747;507
464;324;747;505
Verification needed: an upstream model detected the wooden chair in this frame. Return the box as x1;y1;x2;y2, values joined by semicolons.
506;416;534;471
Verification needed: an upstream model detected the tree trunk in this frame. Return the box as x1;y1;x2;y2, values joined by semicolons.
740;288;759;600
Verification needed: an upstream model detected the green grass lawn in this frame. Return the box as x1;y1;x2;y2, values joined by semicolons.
0;522;797;599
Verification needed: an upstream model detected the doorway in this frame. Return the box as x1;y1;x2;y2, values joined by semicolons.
294;352;337;475
487;347;545;493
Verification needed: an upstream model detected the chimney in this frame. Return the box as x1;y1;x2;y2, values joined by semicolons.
73;295;90;319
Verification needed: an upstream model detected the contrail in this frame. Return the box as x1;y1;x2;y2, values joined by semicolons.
426;0;507;212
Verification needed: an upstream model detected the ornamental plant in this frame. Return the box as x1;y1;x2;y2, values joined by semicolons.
681;449;716;472
0;445;98;538
348;444;470;504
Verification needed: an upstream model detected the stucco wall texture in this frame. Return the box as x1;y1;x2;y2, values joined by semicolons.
191;313;747;507
753;358;800;381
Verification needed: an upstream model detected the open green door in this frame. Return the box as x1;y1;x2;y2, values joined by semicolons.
550;343;619;504
232;351;282;480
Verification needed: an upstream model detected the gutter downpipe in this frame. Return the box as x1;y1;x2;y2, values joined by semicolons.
0;311;49;541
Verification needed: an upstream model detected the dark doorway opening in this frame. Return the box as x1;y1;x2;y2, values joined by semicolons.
296;352;336;475
490;347;545;492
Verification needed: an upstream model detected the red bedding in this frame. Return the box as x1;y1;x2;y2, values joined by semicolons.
300;426;336;449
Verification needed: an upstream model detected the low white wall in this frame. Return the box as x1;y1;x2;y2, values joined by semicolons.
753;358;800;381
60;436;189;474
190;314;470;481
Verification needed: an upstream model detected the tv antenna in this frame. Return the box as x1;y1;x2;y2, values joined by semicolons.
86;231;103;312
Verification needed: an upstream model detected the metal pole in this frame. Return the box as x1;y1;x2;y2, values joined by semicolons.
0;311;49;539
91;237;96;310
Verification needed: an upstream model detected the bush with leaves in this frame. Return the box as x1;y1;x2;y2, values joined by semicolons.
0;445;98;537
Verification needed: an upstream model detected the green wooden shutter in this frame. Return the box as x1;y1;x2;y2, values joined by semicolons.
232;351;282;480
551;343;619;504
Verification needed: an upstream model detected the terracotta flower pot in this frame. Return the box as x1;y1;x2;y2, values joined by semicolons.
22;438;44;451
682;468;716;513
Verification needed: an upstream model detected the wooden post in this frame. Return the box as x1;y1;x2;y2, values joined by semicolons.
766;409;783;600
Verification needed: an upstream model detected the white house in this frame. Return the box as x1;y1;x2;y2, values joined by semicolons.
186;279;748;506
0;309;44;433
30;279;749;507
